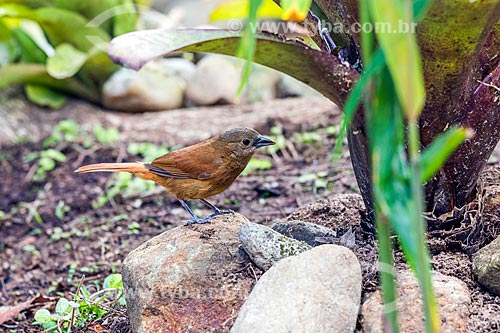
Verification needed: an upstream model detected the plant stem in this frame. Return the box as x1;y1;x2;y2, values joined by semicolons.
375;212;399;333
407;120;439;333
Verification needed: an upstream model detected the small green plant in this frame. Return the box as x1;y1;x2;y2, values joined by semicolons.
93;125;120;145
241;157;272;176
298;171;329;192
293;131;322;144
55;200;70;220
34;274;126;332
128;221;141;235
43;119;82;147
127;142;169;161
25;148;67;181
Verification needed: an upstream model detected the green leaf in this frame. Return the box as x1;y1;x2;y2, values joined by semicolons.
25;84;67;109
55;297;70;315
103;273;123;289
112;0;138;37
47;43;89;79
38;156;56;171
420;127;469;183
93;125;120;145
210;0;282;21
366;0;425;120
0;4;111;51
11;27;47;63
34;308;53;324
42;149;67;162
108;29;359;106
0;63;100;102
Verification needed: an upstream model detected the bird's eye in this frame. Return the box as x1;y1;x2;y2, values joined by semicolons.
242;138;251;146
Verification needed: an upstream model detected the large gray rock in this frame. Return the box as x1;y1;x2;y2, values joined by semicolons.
362;270;471;333
239;222;311;271
122;213;254;333
103;61;186;111
271;220;336;246
473;235;500;295
231;245;362;333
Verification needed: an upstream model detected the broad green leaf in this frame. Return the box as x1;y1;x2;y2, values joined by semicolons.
112;0;139;37
34;308;52;324
103;273;123;289
367;0;425;120
108;29;359;106
0;63;100;102
55;297;70;315
280;0;312;21
210;0;282;21
420;127;469;183
25;84;67;109
0;4;110;51
47;43;88;79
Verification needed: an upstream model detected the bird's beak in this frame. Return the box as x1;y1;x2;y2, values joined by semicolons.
255;135;275;148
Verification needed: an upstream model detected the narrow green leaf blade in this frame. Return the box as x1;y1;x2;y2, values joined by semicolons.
420;127;469;183
367;1;425;120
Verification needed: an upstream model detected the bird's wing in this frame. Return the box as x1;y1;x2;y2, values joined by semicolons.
148;147;223;180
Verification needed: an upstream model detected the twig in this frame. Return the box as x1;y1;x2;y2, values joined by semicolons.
69;275;86;330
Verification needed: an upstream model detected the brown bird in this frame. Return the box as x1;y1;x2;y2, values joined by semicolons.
75;128;275;223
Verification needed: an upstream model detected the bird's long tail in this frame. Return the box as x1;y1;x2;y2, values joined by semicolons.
75;162;148;175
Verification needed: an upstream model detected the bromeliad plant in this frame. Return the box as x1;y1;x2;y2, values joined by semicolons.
105;0;499;331
0;0;149;108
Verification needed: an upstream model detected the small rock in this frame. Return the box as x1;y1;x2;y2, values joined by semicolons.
157;58;196;83
186;55;243;105
103;61;186;111
278;74;324;98
473;235;500;295
286;193;366;231
362;270;471;333
231;245;362;333
239;222;311;271
270;220;336;246
185;55;279;105
122;213;254;333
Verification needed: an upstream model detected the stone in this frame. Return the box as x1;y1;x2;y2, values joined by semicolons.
231;245;362;333
185;55;280;105
122;213;254;333
239;222;311;271
103;61;186;111
157;58;196;83
270;220;336;246
362;270;471;333
278;74;324;98
473;235;500;295
185;55;243;105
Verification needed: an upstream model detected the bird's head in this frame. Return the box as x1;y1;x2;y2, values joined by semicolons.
217;128;275;158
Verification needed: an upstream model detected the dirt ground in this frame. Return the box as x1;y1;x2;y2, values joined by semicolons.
1;97;500;332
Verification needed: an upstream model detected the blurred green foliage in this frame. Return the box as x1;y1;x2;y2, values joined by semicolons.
0;0;150;108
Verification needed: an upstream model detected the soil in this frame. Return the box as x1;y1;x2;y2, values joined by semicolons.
1;98;500;332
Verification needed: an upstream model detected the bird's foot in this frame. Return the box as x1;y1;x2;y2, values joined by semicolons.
183;216;212;224
208;209;235;219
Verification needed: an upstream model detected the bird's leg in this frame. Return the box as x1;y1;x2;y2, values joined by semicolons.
200;199;234;217
178;200;211;224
